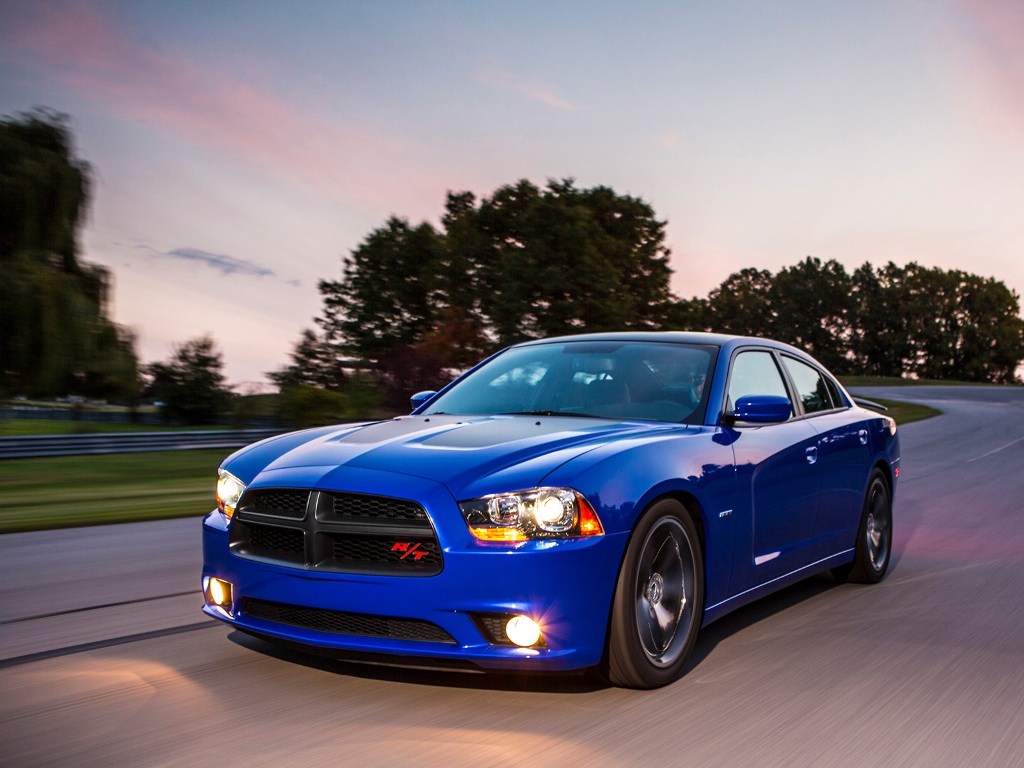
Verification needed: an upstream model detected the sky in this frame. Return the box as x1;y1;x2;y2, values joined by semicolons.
2;0;1023;388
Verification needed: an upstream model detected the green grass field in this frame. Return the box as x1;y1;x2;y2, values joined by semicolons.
859;397;941;425
0;419;226;436
0;449;227;534
0;397;941;534
839;375;1006;387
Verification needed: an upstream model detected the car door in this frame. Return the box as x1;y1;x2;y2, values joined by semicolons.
723;348;820;591
779;355;870;559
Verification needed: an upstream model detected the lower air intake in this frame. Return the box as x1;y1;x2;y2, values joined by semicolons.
242;598;456;644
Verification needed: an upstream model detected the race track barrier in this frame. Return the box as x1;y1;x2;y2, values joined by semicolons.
0;429;285;459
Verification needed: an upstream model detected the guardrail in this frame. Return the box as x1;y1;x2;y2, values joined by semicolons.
0;429;286;459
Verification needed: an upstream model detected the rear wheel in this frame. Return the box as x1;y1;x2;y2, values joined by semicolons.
605;499;704;689
846;470;892;584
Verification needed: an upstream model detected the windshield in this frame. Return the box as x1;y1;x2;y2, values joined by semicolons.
425;341;717;424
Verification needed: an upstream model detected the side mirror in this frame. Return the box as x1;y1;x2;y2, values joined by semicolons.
727;394;791;424
410;390;437;413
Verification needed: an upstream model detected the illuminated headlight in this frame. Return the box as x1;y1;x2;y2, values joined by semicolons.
459;487;604;541
216;468;246;519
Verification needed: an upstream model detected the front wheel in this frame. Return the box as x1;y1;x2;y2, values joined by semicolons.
845;470;893;584
605;499;704;689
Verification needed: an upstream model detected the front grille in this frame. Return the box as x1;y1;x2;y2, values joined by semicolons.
229;489;443;576
249;525;304;556
249;489;309;518
332;535;440;572
243;598;456;644
329;492;426;521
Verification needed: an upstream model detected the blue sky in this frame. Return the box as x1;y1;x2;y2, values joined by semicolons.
2;0;1022;386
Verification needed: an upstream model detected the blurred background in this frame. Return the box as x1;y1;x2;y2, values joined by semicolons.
1;0;1022;530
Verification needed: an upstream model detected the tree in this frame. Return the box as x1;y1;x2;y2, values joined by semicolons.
313;178;676;407
898;265;1024;382
464;179;673;345
146;335;231;424
0;109;140;399
849;262;1024;382
318;217;444;364
769;257;853;373
849;261;926;377
268;328;345;391
318;178;674;353
703;259;1024;382
702;268;775;337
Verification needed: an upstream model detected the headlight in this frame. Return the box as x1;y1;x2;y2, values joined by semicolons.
216;468;246;518
459;487;604;541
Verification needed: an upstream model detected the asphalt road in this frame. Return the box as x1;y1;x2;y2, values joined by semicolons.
2;386;1023;767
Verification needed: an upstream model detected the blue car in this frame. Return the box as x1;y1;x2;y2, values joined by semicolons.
202;332;898;688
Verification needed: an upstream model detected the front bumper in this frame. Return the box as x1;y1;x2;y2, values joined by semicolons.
201;478;627;671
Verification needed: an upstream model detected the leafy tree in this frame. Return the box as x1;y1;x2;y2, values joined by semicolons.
705;259;1023;382
702;268;775;337
302;175;1024;395
314;178;675;406
769;257;853;373
849;262;1024;382
464;179;673;345
275;386;351;428
662;296;707;332
900;265;1024;382
318;217;444;364
0;109;140;399
146;335;231;425
316;178;676;354
849;262;918;377
268;328;345;391
375;344;454;412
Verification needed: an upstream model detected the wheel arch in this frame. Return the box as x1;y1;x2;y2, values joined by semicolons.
650;490;706;562
872;459;894;498
621;489;709;608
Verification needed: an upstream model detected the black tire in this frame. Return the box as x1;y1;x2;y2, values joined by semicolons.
846;470;893;584
605;499;704;689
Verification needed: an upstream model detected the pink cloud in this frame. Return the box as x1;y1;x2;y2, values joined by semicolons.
515;84;577;111
475;67;577;111
0;1;458;217
949;0;1024;137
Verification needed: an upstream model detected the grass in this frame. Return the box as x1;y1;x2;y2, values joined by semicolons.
0;449;227;534
859;397;941;426
840;375;1013;387
0;419;229;436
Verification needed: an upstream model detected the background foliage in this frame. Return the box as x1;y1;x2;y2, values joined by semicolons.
0;110;140;400
145;335;231;425
4;112;1022;425
277;188;1024;407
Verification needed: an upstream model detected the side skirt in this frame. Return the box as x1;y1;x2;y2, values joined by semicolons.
700;549;854;627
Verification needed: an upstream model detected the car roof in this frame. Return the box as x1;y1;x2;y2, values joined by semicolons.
514;331;809;356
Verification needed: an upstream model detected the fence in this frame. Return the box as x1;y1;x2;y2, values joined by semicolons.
0;429;285;459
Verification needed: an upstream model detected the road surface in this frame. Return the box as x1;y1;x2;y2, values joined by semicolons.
2;386;1022;766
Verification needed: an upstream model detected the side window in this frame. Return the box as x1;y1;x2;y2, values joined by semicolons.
781;356;834;414
727;351;791;414
824;374;846;409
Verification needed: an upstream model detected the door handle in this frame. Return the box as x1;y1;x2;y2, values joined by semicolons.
805;446;818;465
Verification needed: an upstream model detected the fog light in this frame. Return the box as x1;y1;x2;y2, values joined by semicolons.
506;615;542;647
206;577;233;608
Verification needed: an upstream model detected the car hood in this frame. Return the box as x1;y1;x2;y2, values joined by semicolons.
228;414;687;500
